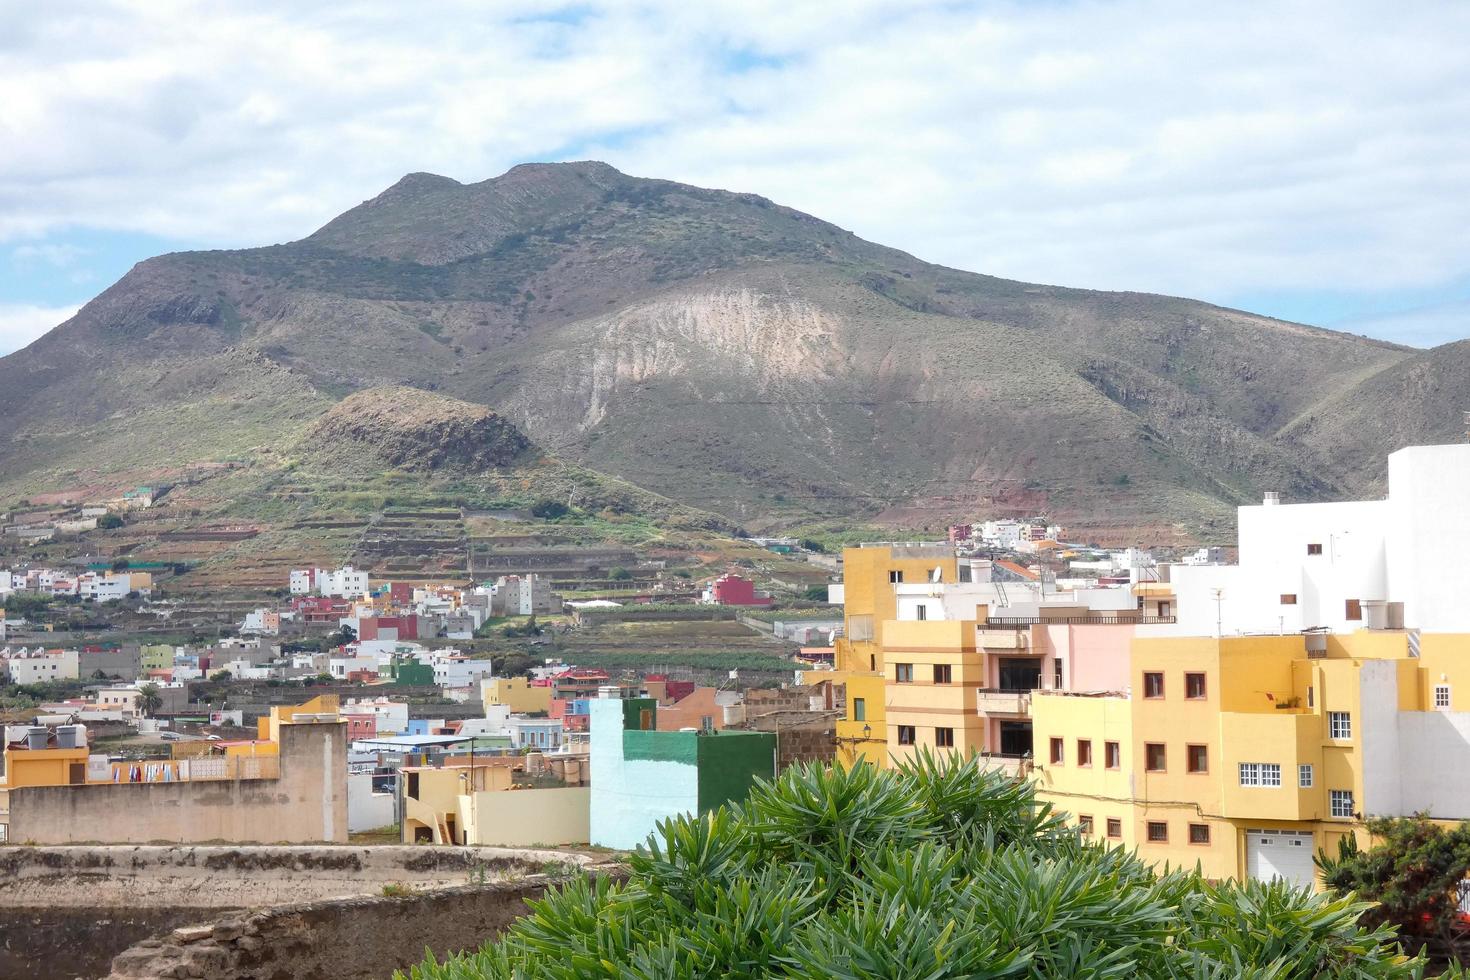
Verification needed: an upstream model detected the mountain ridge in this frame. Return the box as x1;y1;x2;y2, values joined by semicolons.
0;161;1459;538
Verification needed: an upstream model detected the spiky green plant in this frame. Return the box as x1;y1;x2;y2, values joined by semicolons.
400;752;1436;979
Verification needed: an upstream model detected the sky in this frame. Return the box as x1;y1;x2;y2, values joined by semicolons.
1;0;1468;355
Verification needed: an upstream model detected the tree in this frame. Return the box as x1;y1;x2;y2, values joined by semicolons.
802;585;830;601
401;752;1437;979
329;624;357;647
97;513;124;529
111;558;130;572
799;538;825;553
608;567;633;581
136;683;164;717
209;669;232;682
1318;814;1470;960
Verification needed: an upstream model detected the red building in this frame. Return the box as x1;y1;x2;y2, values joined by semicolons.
705;573;772;607
293;595;351;624
387;582;414;607
359;615;418;641
343;713;377;739
552;668;609;700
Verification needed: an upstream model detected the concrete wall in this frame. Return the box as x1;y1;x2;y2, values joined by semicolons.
5;722;348;844
470;786;590;846
590;699;697;850
346;772;395;832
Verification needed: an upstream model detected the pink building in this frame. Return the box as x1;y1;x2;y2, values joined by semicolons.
703;574;772;607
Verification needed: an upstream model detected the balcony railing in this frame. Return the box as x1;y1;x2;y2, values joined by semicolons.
984;614;1177;627
975;689;1032;714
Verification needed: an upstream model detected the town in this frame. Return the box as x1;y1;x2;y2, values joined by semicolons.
2;441;1468;976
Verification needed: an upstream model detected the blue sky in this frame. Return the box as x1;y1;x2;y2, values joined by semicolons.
2;0;1467;354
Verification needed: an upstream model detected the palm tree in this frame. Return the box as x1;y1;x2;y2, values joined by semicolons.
136;683;163;717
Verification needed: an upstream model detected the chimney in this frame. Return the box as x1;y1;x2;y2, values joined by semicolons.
1263;491;1281;506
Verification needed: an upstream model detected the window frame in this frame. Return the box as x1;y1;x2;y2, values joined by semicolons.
1146;821;1169;843
1049;737;1064;765
1330;789;1355;819
1185;672;1207;700
896;725;916;746
1144;742;1167;772
932;663;952;684
1328;711;1352;740
1076;739;1093;767
1106;817;1122;839
1077;814;1093;835
1105;740;1121;770
1435;685;1451;710
894;663;914;684
1280;593;1298;605
1345;598;1362;621
1298;763;1314;788
888;570;904;583
1142;671;1165;699
935;726;955;748
1239;762;1283;787
1306;543;1323;555
852;697;866;722
1186;743;1209;774
1188;823;1211;845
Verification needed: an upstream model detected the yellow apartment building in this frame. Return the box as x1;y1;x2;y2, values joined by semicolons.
825;545;959;766
480;677;553;715
1031;631;1470;888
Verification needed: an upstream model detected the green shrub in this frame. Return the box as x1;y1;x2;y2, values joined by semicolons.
398;751;1431;978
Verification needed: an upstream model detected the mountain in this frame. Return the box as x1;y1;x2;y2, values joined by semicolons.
0;161;1455;539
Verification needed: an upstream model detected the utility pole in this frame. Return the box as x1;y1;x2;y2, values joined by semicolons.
1212;588;1224;639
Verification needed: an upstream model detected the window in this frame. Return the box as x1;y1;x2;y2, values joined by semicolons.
1145;743;1166;772
1345;599;1362;621
1330;789;1355;819
915;604;927;621
1146;821;1169;843
1280;593;1298;605
1186;744;1208;773
1239;762;1283;787
1306;543;1323;555
897;725;916;746
1185;673;1207;699
1143;672;1164;698
1298;764;1314;788
1054;659;1064;689
1105;741;1121;769
1078;815;1093;835
889;570;904;583
1076;739;1093;767
895;663;914;683
1049;737;1064;765
1328;711;1352;740
1435;685;1451;710
1188;823;1211;845
852;698;866;722
1307;685;1314;708
933;664;952;684
935;727;955;748
1106;818;1122;839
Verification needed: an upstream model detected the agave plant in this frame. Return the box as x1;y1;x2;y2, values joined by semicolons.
401;761;1436;979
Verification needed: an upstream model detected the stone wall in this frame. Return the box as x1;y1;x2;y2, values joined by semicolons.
104;876;600;980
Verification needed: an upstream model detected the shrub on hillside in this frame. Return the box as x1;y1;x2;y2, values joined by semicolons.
400;752;1443;979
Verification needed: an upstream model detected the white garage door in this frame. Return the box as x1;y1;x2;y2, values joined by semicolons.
1246;829;1316;889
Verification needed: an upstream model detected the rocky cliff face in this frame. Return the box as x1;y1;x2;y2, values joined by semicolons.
301;386;530;471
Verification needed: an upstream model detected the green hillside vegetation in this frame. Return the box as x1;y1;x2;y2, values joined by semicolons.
402;754;1444;979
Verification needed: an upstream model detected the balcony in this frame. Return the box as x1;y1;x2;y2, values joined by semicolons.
985;614;1177;626
977;754;1031;778
977;628;1029;650
975;689;1032;715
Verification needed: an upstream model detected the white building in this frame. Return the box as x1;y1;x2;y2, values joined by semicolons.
345;697;409;735
1167;444;1470;636
505;716;564;751
4;648;81;684
486;574;562;616
432;657;497;689
290;566;370;599
240;608;281;635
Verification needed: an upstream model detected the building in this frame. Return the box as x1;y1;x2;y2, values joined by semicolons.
240;608;281;635
488;574;563;616
4;648;80;684
290;566;370;599
1166;444;1470;636
400;762;590;847
1031;630;1470;889
505;716;564;751
589;697;776;849
0;700;347;843
701;573;772;606
480;676;553;714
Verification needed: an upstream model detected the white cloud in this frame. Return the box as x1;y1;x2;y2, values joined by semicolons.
0;303;81;355
0;0;1466;342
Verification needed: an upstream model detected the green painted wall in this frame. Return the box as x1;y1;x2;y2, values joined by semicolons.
696;731;776;812
393;661;433;686
622;698;657;731
624;730;698;765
